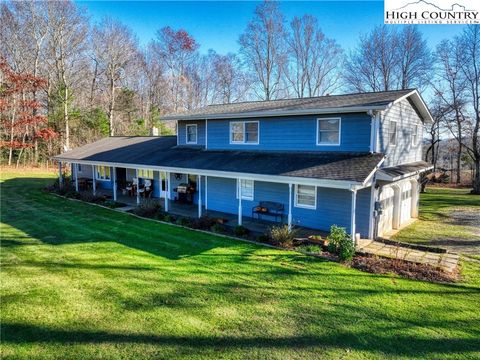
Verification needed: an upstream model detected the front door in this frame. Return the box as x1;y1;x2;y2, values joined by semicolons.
116;168;127;189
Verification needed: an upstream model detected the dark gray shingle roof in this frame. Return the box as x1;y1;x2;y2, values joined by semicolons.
162;89;415;120
379;161;433;180
55;136;384;183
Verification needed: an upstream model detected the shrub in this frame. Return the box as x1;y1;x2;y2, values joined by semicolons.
103;200;125;209
132;199;163;218
163;214;175;223
298;244;322;254
78;191;105;204
269;224;297;247
210;223;226;233
64;190;80;199
233;225;250;237
256;234;270;243
190;215;217;230
177;217;191;227
327;225;355;261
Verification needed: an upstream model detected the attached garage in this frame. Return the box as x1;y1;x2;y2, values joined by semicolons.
400;181;412;225
375;161;431;238
378;186;395;237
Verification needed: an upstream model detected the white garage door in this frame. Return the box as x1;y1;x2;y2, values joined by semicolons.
378;186;394;236
400;182;412;225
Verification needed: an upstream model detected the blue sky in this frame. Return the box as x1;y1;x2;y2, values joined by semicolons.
77;1;466;54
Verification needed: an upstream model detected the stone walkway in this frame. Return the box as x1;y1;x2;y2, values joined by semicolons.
356;240;460;273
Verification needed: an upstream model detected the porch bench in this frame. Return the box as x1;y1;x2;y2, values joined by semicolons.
251;201;284;222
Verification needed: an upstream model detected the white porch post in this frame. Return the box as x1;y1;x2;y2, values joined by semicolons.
58;161;63;188
351;188;357;242
92;165;96;195
288;183;293;230
164;171;169;212
136;168;140;205
74;163;79;192
112;167;117;202
238;179;243;226
205;176;208;210
198;175;202;218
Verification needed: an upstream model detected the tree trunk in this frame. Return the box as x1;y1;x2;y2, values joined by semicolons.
473;159;480;194
8;98;17;166
456;144;462;184
109;76;115;136
64;85;69;150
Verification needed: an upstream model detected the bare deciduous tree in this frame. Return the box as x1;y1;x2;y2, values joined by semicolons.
285;15;342;98
92;17;140;136
344;25;431;92
239;1;287;100
46;0;88;150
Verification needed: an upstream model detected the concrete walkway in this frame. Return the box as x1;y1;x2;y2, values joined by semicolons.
356;240;460;273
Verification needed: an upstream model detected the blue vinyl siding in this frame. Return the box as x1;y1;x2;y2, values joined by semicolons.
355;187;371;238
206;113;371;152
178;120;206;146
206;177;361;235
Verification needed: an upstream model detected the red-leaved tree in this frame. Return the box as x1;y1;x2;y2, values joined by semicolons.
0;57;57;166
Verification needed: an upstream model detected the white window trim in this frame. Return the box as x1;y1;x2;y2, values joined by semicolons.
236;179;254;200
96;166;111;181
186;124;198;144
316;117;341;146
294;184;317;209
412;124;418;146
389;120;397;147
138;169;154;179
229;121;259;145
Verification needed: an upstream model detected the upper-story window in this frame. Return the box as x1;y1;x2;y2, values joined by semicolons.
412;124;418;146
96;166;110;180
389;121;397;146
230;121;259;144
186;124;197;144
317;118;341;146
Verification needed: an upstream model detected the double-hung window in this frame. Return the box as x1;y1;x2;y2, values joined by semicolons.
236;179;254;200
317;118;341;145
294;185;316;209
186;124;197;144
138;169;154;179
230;121;259;144
412;125;418;146
96;166;111;180
389;121;397;146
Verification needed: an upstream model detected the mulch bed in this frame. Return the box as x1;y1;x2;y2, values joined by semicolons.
351;254;459;283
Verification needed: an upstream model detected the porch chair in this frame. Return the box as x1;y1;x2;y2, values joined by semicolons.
138;179;153;198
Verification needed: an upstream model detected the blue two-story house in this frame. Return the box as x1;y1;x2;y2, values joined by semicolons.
54;89;433;240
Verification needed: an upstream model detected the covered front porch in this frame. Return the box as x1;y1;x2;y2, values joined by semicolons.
93;187;323;237
58;160;369;240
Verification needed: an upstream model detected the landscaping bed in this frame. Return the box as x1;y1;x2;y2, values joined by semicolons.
352;254;459;283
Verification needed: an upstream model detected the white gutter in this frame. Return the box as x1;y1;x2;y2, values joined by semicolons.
162;105;388;121
53;157;362;190
376;165;434;182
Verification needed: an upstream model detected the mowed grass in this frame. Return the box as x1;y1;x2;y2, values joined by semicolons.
1;170;480;359
393;187;480;248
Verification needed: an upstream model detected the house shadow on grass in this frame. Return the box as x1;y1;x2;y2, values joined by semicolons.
2;322;480;357
0;177;296;261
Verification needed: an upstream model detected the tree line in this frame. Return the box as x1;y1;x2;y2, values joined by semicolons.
0;1;479;193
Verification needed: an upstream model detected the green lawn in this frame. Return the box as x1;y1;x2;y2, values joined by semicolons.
393;187;480;256
1;170;480;359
